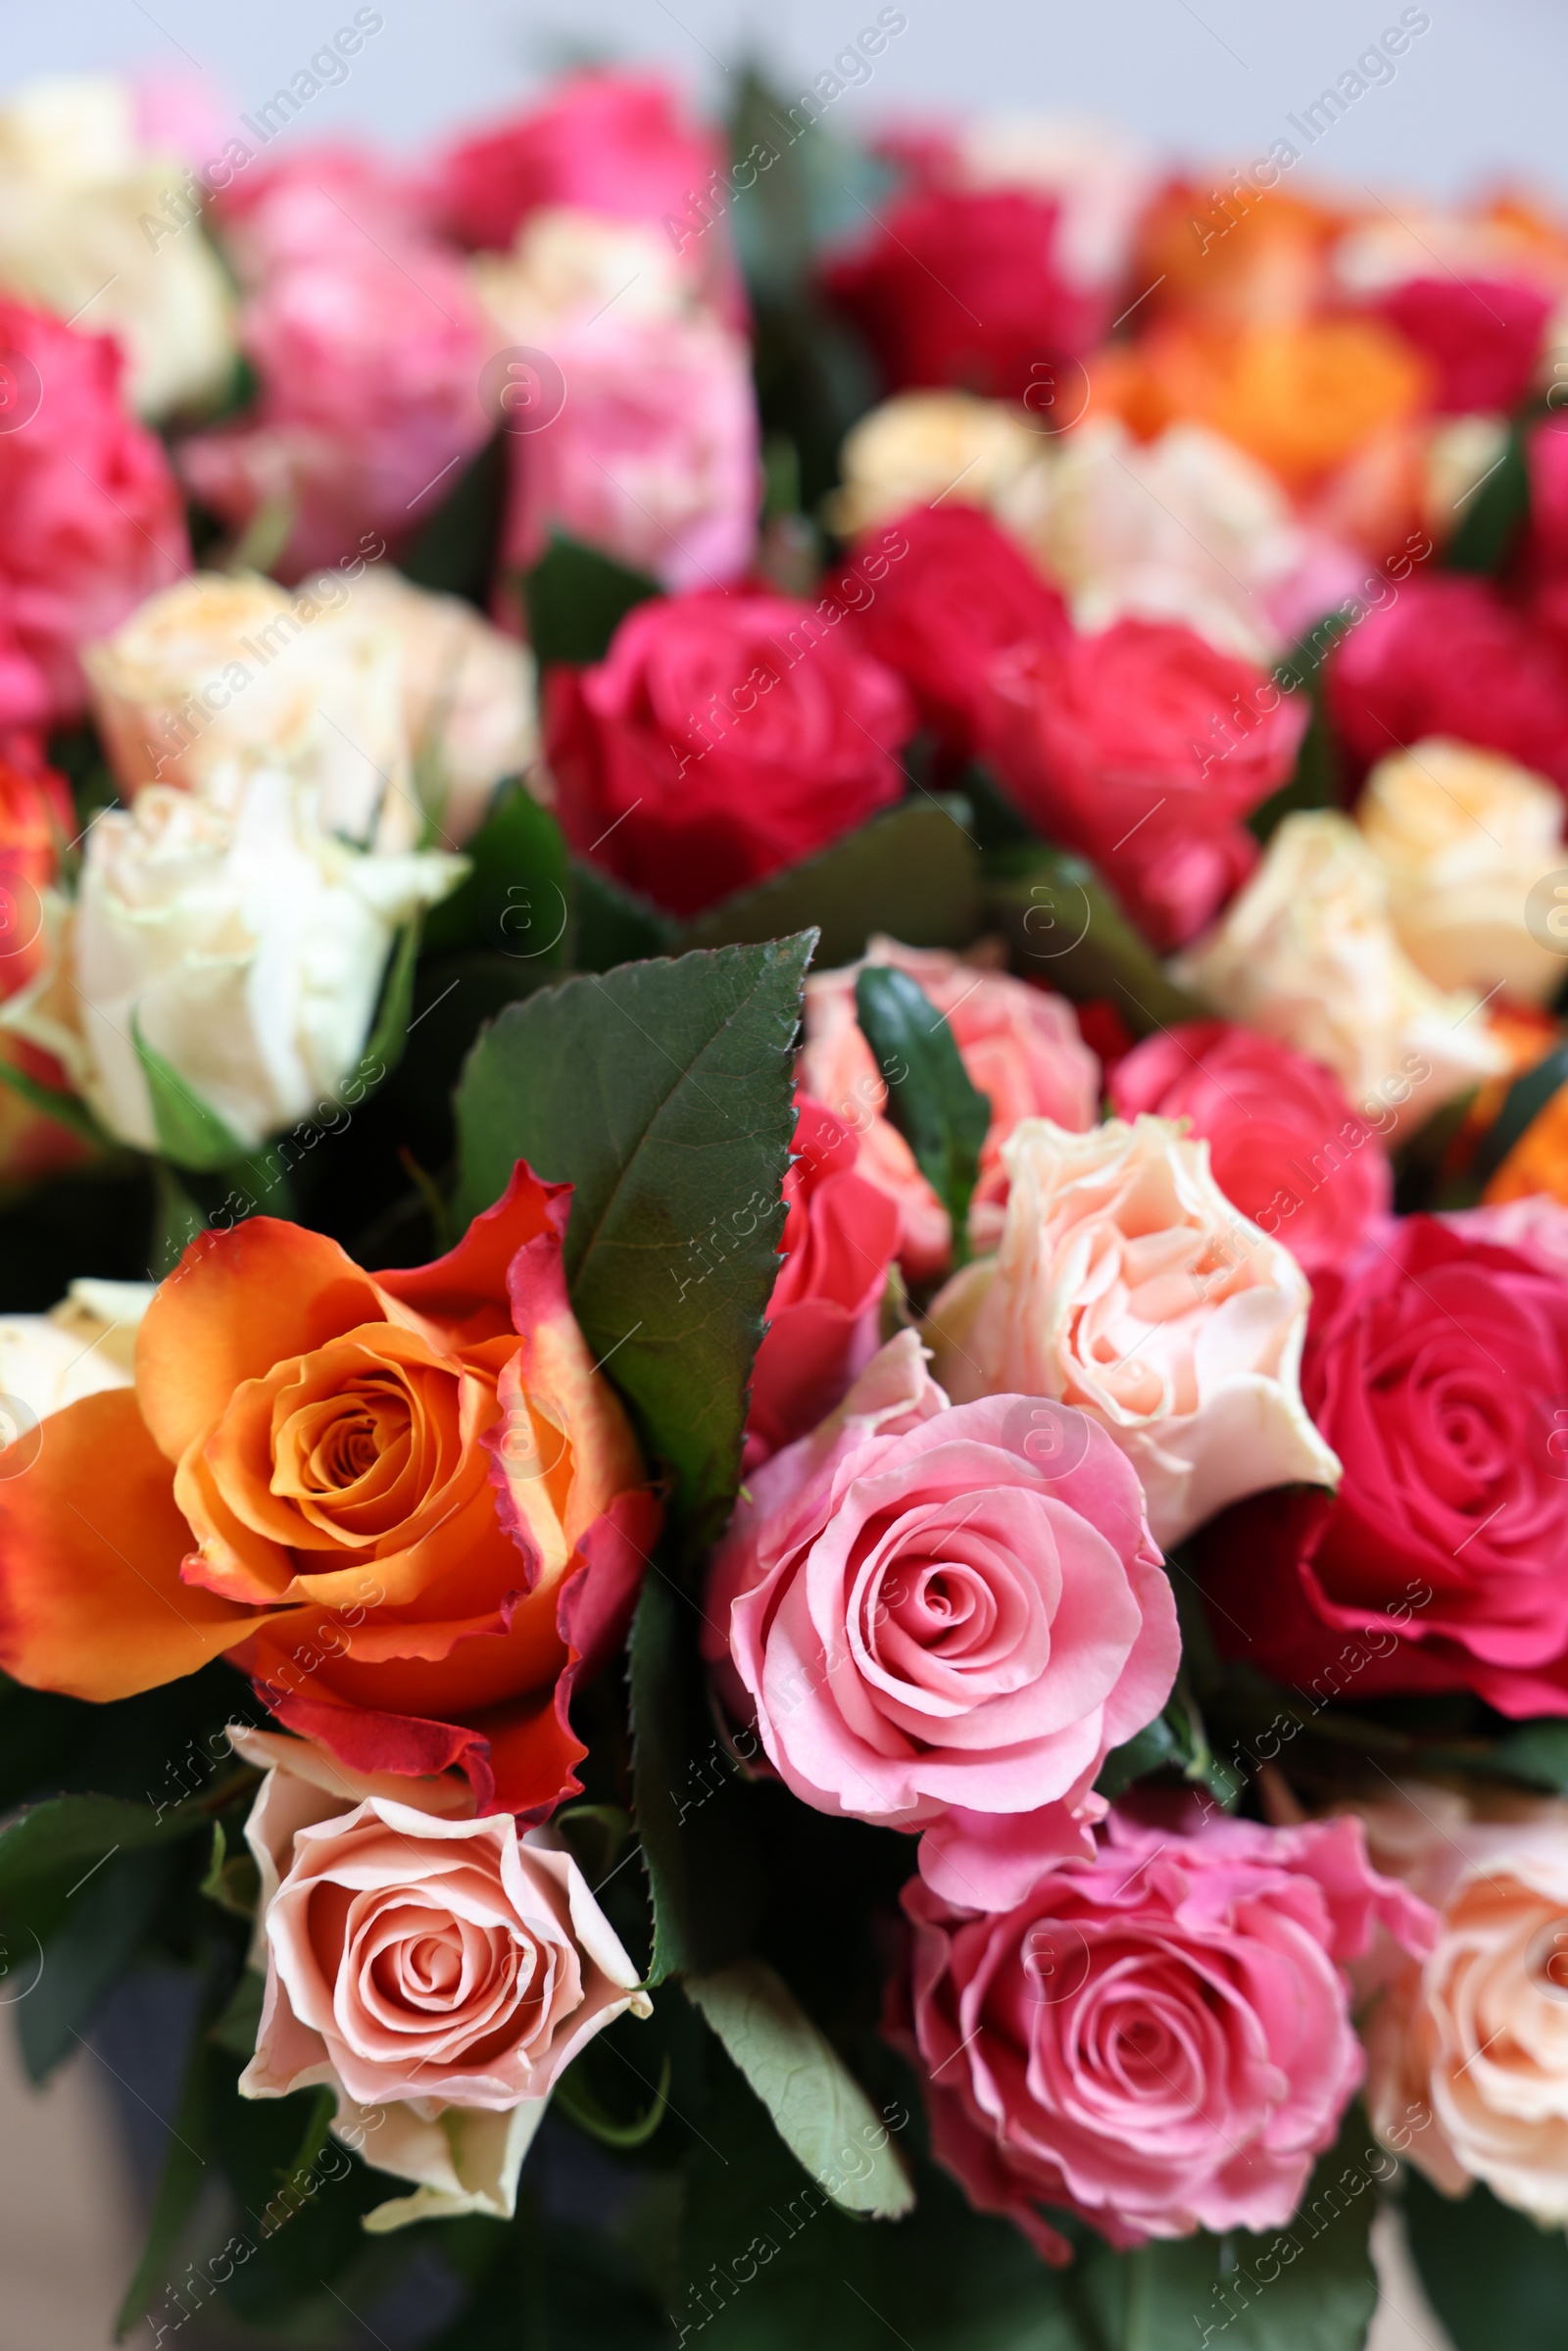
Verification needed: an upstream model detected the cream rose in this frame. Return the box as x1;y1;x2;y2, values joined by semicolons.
1354;736;1566;1003
232;1728;650;2230
1173;809;1508;1135
0;771;464;1154
83;570;419;850
472;204;693;338
0;75;234;418
824;391;1047;541
1352;1784;1568;2226
0;1278;152;1459
326;565;541;844
924;1114;1340;1547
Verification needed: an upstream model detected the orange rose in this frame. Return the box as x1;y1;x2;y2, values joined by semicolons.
1096;318;1430;494
0;1166;659;1816
0;751;93;1185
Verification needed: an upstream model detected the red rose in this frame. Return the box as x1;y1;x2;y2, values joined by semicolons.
1200;1216;1568;1717
546;588;913;917
428;70;724;254
0;299;188;728
0;752;91;1183
823;187;1104;403
745;1095;900;1467
1108;1019;1392;1280
989;619;1308;949
838;505;1067;764
1328;574;1568;791
1371;276;1549;416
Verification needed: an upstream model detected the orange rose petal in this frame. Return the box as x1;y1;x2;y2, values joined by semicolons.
0;1391;283;1699
501;1230;647;1545
136;1219;384;1463
376;1160;570;1348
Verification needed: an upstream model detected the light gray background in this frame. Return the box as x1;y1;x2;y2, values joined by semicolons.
11;0;1567;200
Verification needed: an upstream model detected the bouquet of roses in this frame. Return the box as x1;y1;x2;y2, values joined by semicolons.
4;44;1568;2351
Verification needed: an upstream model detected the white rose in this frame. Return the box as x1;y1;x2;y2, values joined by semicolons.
824;391;1047;540
0;1278;153;1458
923;1115;1341;1547
0;75;234;418
83;570;419;850
472;203;693;339
1;772;464;1153
1354;736;1566;1003
314;566;540;844
1173;809;1508;1134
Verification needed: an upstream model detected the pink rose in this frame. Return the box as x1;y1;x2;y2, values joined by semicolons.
236;1728;650;2229
0;299;188;728
703;1332;1179;1852
890;1805;1435;2258
798;939;1101;1284
746;1095;900;1469
500;309;760;594
1108;1019;1393;1280
181;162;490;578
990;619;1310;950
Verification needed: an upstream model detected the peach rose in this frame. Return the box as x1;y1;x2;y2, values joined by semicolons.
1352;1784;1568;2226
0;1166;658;1818
924;1115;1341;1548
798;937;1100;1284
234;1728;649;2230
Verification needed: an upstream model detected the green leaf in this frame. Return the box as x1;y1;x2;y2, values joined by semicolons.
401;430;509;604
150;1158;206;1276
854;965;990;1264
682;796;982;967
132;1011;246;1172
17;1844;174;2081
0;1789;212;1943
1404;2169;1568;2351
982;844;1211;1035
570;858;677;972
1488;1718;1568;1791
629;1572;760;1984
556;2048;672;2149
358;916;423;1092
209;1966;266;2057
1095;1715;1181;1799
0;1053;107;1148
422;782;570;961
1446;410;1533;577
1468;1039;1568;1187
1067;2107;1380;2351
685;1959;914;2218
1250;641;1344;843
453;934;812;1546
523;532;661;670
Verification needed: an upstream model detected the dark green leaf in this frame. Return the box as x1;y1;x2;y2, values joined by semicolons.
132;1012;245;1172
855;965;989;1263
209;1965;265;2057
682;796;981;967
358;917;424;1093
629;1573;760;1984
0;1054;108;1148
422;783;570;963
453;934;812;1545
17;1844;174;2081
0;1789;213;1944
1489;1718;1568;1792
982;844;1210;1034
1250;645;1343;843
556;2047;672;2149
1468;1040;1568;1186
523;532;661;670
150;1159;205;1276
1446;411;1533;577
401;431;509;604
569;858;677;972
1095;1716;1181;1799
1404;2169;1568;2351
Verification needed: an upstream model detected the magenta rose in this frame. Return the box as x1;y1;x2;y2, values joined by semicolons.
1200;1215;1568;1717
1328;572;1568;792
746;1094;901;1469
890;1806;1435;2258
824;186;1105;402
1108;1019;1393;1280
181;163;490;578
1371;275;1549;416
703;1332;1179;1857
838;504;1068;766
990;619;1309;950
546;584;912;916
0;298;189;729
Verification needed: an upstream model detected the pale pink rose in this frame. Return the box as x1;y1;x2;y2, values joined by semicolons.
798;938;1101;1285
702;1332;1179;1858
890;1804;1435;2258
1352;1783;1568;2225
499;309;759;595
234;1728;650;2230
1442;1194;1568;1286
924;1115;1341;1548
182;163;490;578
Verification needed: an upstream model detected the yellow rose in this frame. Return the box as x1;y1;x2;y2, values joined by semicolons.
1355;736;1566;1004
824;390;1046;540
